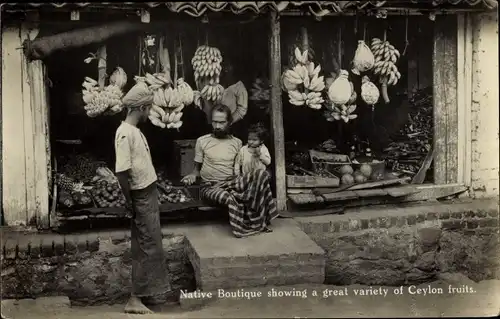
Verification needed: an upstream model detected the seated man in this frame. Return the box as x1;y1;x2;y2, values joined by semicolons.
181;104;278;237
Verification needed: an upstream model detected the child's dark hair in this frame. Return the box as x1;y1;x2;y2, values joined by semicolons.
248;123;267;141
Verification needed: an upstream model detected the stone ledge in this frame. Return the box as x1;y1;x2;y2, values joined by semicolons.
296;198;499;235
1;225;192;261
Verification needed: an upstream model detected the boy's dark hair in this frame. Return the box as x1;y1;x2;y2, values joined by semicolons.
248;123;267;141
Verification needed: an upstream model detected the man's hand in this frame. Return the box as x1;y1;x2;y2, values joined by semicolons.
181;173;197;186
124;200;133;218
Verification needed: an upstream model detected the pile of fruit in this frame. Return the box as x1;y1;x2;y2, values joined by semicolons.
370;38;401;103
282;47;325;109
82;67;128;117
56;173;93;208
191;45;225;102
58;154;106;183
338;164;374;185
137;73;194;129
90;180;127;208
157;174;191;204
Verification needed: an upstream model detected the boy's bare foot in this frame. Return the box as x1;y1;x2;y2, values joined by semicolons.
124;296;154;314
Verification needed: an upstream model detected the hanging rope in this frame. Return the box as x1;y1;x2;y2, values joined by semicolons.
363;22;367;42
402;13;409;56
354;14;358;36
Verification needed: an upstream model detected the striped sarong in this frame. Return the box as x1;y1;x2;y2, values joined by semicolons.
200;169;278;238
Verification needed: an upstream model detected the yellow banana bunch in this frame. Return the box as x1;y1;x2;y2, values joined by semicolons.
304;92;324;110
325;104;358;123
177;78;194;106
144;73;171;90
109;67;128;89
294;47;309;65
200;84;224;102
191;45;223;84
288;90;307;106
370;38;402;86
281;47;326;109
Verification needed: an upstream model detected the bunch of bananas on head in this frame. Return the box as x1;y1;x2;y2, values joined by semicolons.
370;38;402;86
82;67;127;118
191;45;225;104
282;47;325;110
144;74;195;130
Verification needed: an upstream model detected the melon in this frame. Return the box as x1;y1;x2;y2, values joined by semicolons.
359;164;372;178
341;174;355;185
339;165;354;175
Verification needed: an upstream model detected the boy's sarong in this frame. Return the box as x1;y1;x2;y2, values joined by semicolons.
130;183;171;301
200;169;278;237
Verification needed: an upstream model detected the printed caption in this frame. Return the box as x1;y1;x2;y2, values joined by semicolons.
180;284;476;301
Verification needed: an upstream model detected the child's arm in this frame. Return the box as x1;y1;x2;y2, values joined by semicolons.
259;145;272;166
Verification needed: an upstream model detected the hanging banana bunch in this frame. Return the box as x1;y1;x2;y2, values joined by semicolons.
282;47;325;110
370;35;401;104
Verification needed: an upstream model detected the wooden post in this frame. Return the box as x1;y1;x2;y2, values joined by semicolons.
432;15;458;185
97;45;107;88
269;11;287;212
29;60;50;229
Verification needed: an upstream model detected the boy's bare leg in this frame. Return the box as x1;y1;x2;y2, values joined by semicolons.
124;295;154;314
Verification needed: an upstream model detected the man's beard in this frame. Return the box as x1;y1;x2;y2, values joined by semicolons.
213;128;230;138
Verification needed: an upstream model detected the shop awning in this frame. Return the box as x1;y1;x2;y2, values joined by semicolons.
3;1;498;17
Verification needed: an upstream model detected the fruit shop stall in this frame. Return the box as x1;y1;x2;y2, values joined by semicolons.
31;11;273;231
1;1;496;228
276;12;475;214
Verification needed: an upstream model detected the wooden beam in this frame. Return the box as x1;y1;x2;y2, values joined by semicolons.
456;13;473;188
269;11;287;212
433;15;459;184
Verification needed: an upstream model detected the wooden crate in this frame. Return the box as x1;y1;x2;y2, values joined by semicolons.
173;139;197;177
286;174;339;188
309;150;352;175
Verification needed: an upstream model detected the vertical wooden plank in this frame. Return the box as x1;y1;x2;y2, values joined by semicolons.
433;15;458;185
1;26;28;226
21;25;37;226
29;60;50;229
0;10;3;224
269;11;287;212
456;13;473;188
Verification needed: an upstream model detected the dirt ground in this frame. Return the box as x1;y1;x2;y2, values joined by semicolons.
2;280;500;318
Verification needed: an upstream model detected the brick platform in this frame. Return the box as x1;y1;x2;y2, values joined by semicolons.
184;219;326;291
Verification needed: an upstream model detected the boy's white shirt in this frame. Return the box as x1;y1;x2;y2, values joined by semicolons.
114;122;157;190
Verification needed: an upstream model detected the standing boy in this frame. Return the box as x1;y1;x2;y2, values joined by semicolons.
115;89;170;314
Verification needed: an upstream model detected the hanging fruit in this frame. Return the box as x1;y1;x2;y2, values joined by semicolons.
351;40;375;75
281;47;325;110
361;75;380;108
325;104;358;123
327;69;352;106
370;37;401;104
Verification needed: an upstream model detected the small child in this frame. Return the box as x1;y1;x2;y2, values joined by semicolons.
234;123;272;176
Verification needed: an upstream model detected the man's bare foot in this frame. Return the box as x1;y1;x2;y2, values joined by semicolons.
124;296;154;314
263;226;273;233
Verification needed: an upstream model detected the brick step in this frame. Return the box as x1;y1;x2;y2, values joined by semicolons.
184;219;326;291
